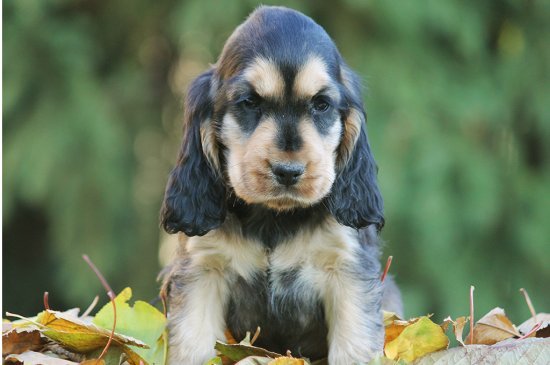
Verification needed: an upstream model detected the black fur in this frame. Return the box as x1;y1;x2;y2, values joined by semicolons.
226;270;328;360
160;7;396;364
326;127;384;231
160;70;227;236
326;69;384;231
228;196;328;249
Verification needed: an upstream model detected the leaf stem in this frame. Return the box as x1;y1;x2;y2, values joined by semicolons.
519;322;542;339
468;285;475;344
380;256;393;283
43;292;50;310
250;326;261;345
82;254;117;361
519;288;537;323
81;296;100;318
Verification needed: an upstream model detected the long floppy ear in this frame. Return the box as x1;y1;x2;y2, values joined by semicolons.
160;69;226;236
326;66;384;230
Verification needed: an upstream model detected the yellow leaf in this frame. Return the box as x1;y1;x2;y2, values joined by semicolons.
383;312;423;346
268;357;306;365
36;310;147;352
384;316;449;362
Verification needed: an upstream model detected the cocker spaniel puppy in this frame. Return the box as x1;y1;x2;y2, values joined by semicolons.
160;6;402;365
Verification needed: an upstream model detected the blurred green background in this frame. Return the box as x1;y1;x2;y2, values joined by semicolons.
4;0;549;325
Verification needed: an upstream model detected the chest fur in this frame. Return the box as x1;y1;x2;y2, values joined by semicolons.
184;219;361;358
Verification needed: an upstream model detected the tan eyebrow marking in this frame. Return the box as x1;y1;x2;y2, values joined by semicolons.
243;57;284;99
293;56;333;98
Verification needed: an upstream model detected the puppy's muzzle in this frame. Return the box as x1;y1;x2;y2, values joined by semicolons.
271;162;305;186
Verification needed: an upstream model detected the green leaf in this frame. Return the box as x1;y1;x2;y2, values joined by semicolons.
215;340;282;362
93;287;167;365
204;357;223;365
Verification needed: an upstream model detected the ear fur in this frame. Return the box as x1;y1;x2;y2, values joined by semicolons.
160;69;226;236
326;66;384;230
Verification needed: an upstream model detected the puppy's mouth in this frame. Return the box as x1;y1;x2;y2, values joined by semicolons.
258;173;322;210
262;193;311;211
230;159;334;211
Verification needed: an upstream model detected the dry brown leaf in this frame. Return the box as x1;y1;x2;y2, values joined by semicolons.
518;313;550;338
2;327;45;356
442;316;469;346
471;307;520;345
5;350;79;365
383;311;402;326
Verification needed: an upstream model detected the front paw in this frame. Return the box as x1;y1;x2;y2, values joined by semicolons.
328;333;384;365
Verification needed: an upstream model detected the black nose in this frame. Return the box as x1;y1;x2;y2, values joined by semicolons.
271;162;305;186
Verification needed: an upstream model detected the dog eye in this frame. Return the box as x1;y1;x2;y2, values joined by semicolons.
241;94;262;110
312;96;330;113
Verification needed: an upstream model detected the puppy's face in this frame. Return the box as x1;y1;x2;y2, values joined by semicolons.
219;56;342;211
161;7;384;237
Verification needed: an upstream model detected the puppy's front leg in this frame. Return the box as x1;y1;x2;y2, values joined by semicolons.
323;267;384;365
165;258;229;365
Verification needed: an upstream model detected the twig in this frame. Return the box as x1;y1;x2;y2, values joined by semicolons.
81;295;100;318
82;254;117;361
519;288;537;323
519;322;542;340
159;292;168;318
250;326;261;345
380;256;393;283
468;285;475;344
43;292;50;310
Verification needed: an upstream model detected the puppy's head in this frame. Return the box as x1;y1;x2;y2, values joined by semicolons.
161;6;383;236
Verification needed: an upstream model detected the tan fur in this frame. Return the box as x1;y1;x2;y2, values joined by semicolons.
165;227;268;364
168;219;382;364
293;56;339;101
221;113;342;211
244;57;285;100
200;120;221;172
338;108;363;168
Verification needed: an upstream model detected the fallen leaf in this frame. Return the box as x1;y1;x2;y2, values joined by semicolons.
384;314;424;345
471;307;520;345
518;313;550;338
93;288;167;365
204;357;223;365
235;357;273;365
2;327;45;356
215;340;282;362
441;316;468;346
79;359;105;365
36;310;148;352
268;357;306;365
5;350;79;365
367;357;403;365
383;311;403;326
385;316;449;362
413;337;550;364
225;329;238;344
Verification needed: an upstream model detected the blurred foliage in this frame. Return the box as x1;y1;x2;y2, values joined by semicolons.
3;0;549;325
